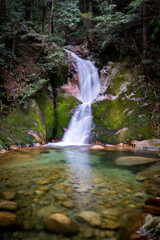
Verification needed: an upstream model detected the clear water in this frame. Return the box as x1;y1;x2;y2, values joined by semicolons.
0;147;160;240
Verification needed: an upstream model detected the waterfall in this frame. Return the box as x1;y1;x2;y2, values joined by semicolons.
61;51;100;145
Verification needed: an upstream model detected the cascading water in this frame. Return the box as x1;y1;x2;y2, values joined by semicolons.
61;51;100;145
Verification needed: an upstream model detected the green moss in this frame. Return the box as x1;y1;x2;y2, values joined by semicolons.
0;97;51;146
35;91;54;140
55;93;80;139
92;83;155;144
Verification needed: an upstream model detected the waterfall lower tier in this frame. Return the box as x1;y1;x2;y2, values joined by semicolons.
62;103;92;145
47;50;100;147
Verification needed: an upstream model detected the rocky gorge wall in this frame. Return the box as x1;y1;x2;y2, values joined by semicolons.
0;44;159;150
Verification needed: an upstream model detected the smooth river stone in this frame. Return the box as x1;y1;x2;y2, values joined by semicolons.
2;191;16;200
61;200;75;208
55;195;67;201
0;201;18;211
79;226;94;238
115;156;158;166
0;211;22;227
44;213;78;236
37;179;50;185
101;219;120;230
136;170;160;181
53;184;64;191
77;211;101;227
37;206;57;217
102;208;125;217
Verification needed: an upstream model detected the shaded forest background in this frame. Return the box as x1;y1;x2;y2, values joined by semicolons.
0;0;160;130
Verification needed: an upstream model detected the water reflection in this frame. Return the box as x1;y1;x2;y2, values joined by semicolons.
63;147;93;197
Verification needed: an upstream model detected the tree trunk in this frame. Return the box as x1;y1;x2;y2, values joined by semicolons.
142;2;147;60
25;0;32;21
49;0;54;35
84;0;87;12
66;26;70;44
42;4;46;34
88;0;94;49
10;35;16;74
1;0;5;16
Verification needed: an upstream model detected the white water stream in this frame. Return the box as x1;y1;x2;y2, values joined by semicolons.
49;51;100;146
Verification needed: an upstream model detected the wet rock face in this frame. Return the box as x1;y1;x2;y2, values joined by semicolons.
44;213;78;236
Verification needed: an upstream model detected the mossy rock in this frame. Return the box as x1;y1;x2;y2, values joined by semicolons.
35;90;54;140
92;94;155;144
0;139;4;151
0;91;55;147
106;61;132;96
55;92;80;139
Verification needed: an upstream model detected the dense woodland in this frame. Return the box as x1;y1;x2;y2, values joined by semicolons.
0;0;160;130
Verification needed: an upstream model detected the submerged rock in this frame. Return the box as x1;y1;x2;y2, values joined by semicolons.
0;211;22;227
37;206;57;217
2;191;16;200
0;201;18;211
61;200;75;208
101;219;120;230
44;213;78;235
77;211;101;227
115;156;158;166
136;170;160;181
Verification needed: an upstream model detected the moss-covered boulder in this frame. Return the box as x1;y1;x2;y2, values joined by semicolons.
35;90;54;140
92;60;156;144
54;91;80;139
0;91;54;147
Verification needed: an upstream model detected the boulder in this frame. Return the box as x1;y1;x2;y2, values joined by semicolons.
76;211;101;227
44;213;78;236
115;156;158;166
133;139;160;149
0;211;22;228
